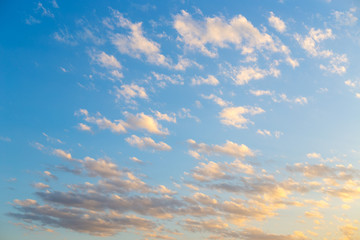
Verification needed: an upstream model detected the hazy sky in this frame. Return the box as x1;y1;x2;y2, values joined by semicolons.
1;0;360;239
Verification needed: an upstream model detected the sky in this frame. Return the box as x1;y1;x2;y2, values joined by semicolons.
1;0;360;239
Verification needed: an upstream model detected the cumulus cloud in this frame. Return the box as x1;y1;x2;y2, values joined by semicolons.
90;51;122;69
115;84;148;103
201;94;232;107
219;106;265;128
173;10;292;59
53;149;72;160
333;8;358;26
125;135;171;151
268;12;286;33
295;28;347;74
110;10;193;70
224;65;280;85
76;109;168;135
153;111;176;123
191;75;219;86
187;139;254;160
78;123;92;132
250;90;273;96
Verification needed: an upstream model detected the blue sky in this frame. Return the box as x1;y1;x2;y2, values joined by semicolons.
1;0;360;239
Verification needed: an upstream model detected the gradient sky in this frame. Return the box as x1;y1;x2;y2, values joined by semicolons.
1;0;360;239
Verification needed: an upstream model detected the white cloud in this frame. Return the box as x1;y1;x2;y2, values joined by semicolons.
33;182;50;189
268;12;286;33
115;84;148;103
53;149;72;160
191;75;219;86
91;51;122;69
130;157;143;163
224;65;280;85
187;139;255;158
307;153;322;159
333;8;358;26
201;94;232;107
152;72;183;87
78;123;92;132
173;10;290;58
250;90;273;96
257;129;272;136
125;135;171;151
153;111;176;123
295;28;334;57
295;28;347;75
110;70;123;79
123;112;169;135
77;110;168;135
219;106;265;129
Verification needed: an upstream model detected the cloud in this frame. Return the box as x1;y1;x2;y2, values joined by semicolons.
9;200;155;236
187;139;255;159
110;10;194;70
90;51;122;69
173;10;291;58
250;90;273;96
53;149;72;160
153;111;176;123
152;72;184;87
33;182;50;189
219;106;265;128
78;123;92;132
77;110;168;135
257;129;272;136
115;84;148;103
191;75;219;86
130;157;143;163
192;160;254;181
295;28;347;74
83;157;122;178
224;65;280;85
268;12;286;33
333;8;358;26
201;94;232;107
37;2;54;18
125;135;171;151
306;153;322;159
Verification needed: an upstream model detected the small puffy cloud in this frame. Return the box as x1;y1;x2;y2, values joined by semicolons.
201;94;232;107
126;135;171;151
295;28;334;57
44;171;57;180
78;123;92;132
295;28;347;75
83;157;122;178
219;106;265;129
187;139;255;158
272;93;308;105
115;84;148;103
153;111;176;123
33;182;50;189
130;157;143;163
123;112;169;135
53;149;72;160
152;72;184;87
333;8;358;26
77;110;168;135
191;75;219;86
268;12;286;33
178;108;200;122
307;153;322;159
250;90;273;96
91;51;122;69
257;129;272;136
110;70;123;79
192;159;254;181
226;65;280;85
173;10;290;58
